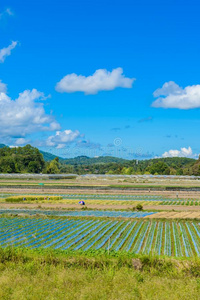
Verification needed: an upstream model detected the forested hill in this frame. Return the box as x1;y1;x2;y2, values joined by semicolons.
58;156;196;175
136;157;195;170
0;145;45;173
63;156;128;165
0;144;199;175
0;144;6;149
39;150;63;162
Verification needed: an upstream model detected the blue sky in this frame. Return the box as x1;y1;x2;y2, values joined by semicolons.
0;0;200;159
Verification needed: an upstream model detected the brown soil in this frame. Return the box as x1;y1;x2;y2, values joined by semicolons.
1;203;200;219
146;211;200;219
0;202;134;210
0;202;200;212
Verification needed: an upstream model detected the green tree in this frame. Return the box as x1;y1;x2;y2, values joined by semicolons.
148;161;170;175
46;157;60;174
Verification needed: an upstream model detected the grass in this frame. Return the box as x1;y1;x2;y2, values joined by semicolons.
0;247;200;299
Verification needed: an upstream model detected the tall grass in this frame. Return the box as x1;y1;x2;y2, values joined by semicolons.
0;247;200;299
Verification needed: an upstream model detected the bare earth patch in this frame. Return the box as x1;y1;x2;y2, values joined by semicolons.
145;211;200;219
1;202;200;218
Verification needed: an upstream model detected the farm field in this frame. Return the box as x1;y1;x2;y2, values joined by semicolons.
1;190;200;298
1;192;199;202
3;193;200;219
1;176;200;188
2;176;200;204
2;186;200;200
146;211;200;219
0;193;178;200
1;216;200;258
2;193;200;210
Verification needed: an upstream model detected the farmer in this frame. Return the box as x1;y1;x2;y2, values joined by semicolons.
79;201;85;205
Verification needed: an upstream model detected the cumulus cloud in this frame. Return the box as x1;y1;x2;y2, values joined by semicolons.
56;67;135;95
0;80;7;93
162;146;193;158
0;41;18;63
152;81;200;109
0;88;60;144
15;138;29;146
47;130;81;148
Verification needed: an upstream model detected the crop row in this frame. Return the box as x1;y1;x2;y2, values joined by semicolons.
61;194;166;201
0;217;200;257
1;193;200;206
0;209;156;218
161;200;200;206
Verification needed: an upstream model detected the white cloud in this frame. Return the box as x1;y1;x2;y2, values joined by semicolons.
152;81;200;109
47;130;81;148
0;8;13;19
0;80;7;93
15;138;28;146
0;41;18;63
0;88;60;144
56;67;135;95
162;146;194;158
5;8;13;16
49;121;61;131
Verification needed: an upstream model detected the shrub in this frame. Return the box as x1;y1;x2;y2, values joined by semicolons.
136;204;143;211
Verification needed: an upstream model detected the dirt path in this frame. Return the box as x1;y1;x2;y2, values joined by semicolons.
2;187;200;199
0;202;134;210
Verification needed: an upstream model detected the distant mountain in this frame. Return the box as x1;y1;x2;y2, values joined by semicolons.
62;155;129;165
0;144;6;148
39;150;64;162
61;155;196;166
